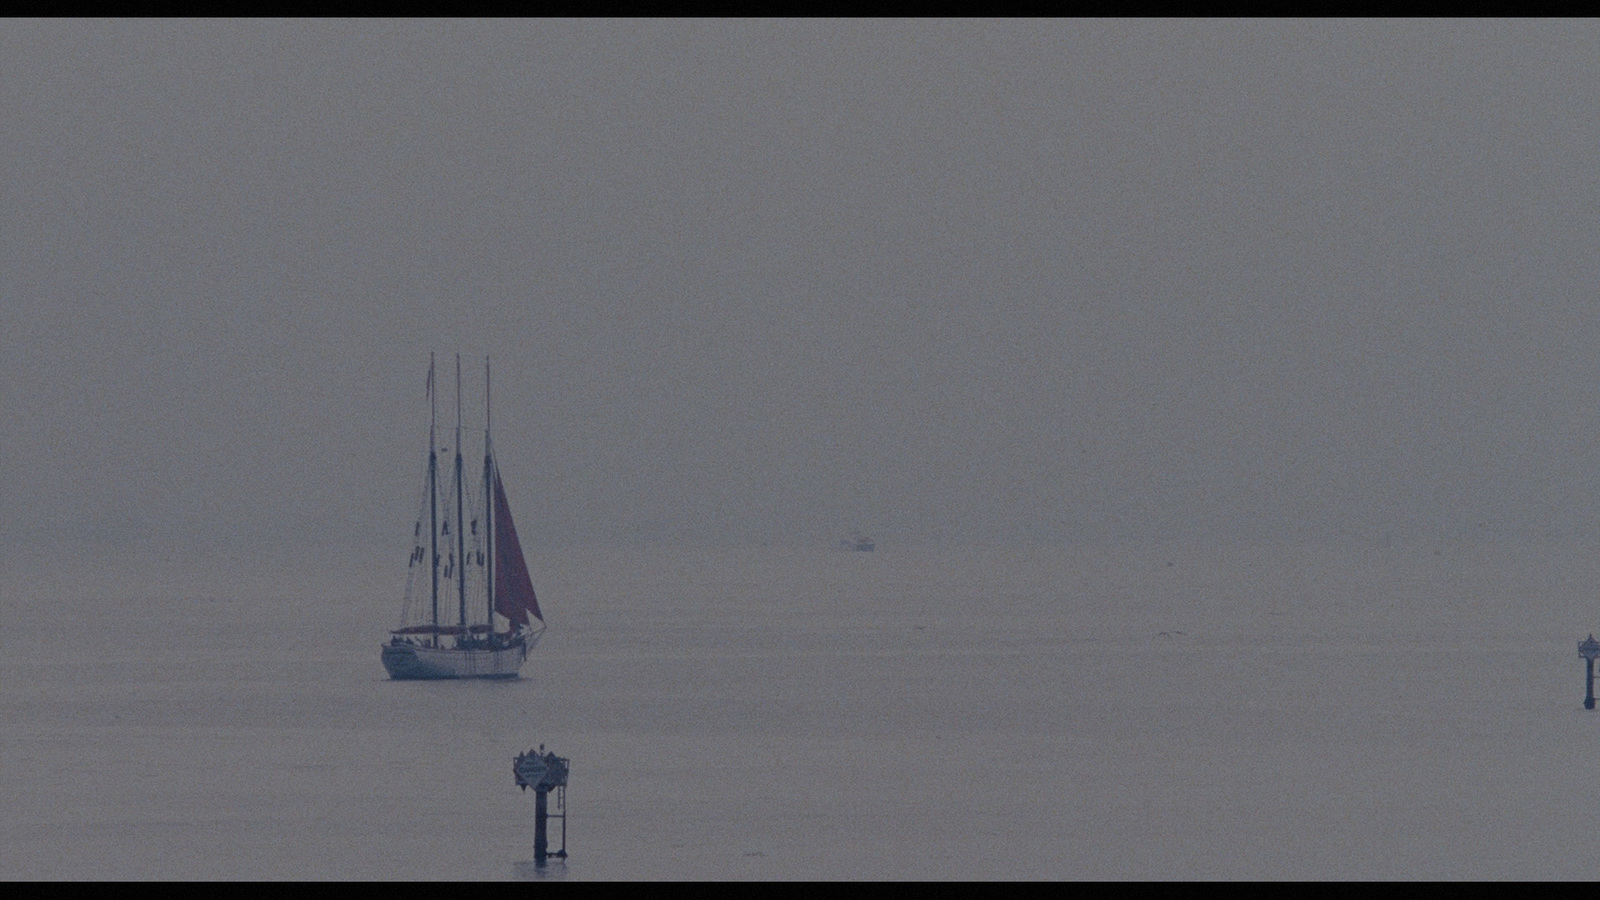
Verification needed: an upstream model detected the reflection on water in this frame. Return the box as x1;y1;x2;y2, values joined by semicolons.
513;860;568;880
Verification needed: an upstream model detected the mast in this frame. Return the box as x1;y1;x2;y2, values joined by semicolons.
429;353;440;647
484;356;495;636
455;353;467;640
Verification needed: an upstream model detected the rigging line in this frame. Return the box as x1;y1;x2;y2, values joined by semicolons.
429;352;440;647
455;352;467;635
399;452;433;627
486;354;495;635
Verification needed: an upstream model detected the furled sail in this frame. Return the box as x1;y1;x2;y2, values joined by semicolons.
493;467;542;627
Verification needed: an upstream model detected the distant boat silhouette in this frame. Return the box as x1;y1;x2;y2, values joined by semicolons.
840;532;875;552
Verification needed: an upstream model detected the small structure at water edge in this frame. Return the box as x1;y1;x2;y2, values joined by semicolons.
514;745;570;866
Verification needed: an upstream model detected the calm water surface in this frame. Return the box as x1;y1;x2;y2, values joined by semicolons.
4;544;1598;879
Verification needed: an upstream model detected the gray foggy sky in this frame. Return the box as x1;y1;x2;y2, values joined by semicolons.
4;19;1600;553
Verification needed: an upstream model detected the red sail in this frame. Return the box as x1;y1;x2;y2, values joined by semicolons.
493;467;542;627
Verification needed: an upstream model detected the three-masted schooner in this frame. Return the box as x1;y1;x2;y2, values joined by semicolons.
381;354;544;679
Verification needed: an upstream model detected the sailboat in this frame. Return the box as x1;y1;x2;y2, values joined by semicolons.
381;354;545;679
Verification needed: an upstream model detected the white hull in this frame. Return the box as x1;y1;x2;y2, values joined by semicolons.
381;638;531;680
